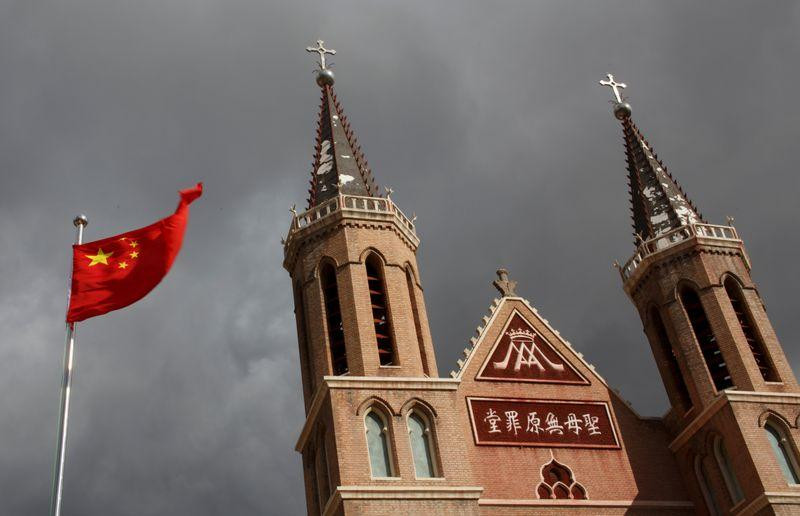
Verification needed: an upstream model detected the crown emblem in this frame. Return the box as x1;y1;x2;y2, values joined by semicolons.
507;328;536;340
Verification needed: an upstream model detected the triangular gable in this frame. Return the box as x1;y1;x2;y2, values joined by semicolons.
475;308;589;385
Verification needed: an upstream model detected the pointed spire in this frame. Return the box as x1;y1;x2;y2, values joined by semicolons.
599;74;703;243
305;40;378;208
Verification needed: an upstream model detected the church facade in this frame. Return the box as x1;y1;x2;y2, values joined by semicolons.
282;44;800;515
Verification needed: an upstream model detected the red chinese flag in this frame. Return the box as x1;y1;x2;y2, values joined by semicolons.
66;183;203;322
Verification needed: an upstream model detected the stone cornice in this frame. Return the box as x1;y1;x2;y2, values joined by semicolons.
669;390;800;452
283;205;420;272
295;376;460;452
736;491;800;515
324;376;460;390
478;498;693;508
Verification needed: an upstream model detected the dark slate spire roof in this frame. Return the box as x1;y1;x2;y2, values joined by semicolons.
617;106;704;243
307;84;378;208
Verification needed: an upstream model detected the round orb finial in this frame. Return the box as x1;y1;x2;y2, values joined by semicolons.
613;101;632;120
316;68;335;87
73;214;88;227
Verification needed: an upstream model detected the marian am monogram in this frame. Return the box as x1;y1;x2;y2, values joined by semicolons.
477;312;588;384
493;328;565;373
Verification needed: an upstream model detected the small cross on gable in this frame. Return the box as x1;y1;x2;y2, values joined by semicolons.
493;268;517;297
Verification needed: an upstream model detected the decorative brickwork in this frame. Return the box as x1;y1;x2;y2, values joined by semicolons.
281;66;800;515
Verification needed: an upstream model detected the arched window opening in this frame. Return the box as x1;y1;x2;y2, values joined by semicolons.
405;267;430;376
536;460;587;500
765;422;800;484
713;437;744;504
695;456;720;516
724;279;778;382
407;411;438;478
320;263;348;375
365;254;395;365
680;287;733;391
364;410;394;478
315;432;330;507
294;282;314;395
651;308;693;412
305;451;320;516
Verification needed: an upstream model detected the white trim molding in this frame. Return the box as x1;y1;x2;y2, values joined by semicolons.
322;486;483;516
478;498;693;508
324;376;461;391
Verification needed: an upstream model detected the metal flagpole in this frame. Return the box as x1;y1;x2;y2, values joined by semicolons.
49;214;88;516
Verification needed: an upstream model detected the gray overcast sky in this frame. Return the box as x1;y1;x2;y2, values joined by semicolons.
1;1;798;514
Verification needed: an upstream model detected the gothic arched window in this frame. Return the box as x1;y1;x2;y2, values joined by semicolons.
365;254;395;365
680;287;733;391
650;307;692;411
765;422;800;484
407;411;438;478
713;436;743;504
294;282;314;394
315;430;331;506
694;455;720;516
320;262;348;375
405;266;430;376
724;278;778;382
364;409;395;478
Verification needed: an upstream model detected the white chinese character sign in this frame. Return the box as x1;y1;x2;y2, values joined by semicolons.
468;397;620;449
477;311;588;384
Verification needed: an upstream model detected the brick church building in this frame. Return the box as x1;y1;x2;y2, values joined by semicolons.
282;43;800;515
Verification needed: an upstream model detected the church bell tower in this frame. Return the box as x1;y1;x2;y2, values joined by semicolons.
283;41;439;515
602;74;800;515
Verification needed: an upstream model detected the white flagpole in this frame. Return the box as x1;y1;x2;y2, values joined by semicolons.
50;214;88;516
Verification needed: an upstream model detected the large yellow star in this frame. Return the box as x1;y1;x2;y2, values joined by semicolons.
85;248;113;266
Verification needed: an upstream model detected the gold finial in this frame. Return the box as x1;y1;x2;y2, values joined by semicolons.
599;73;627;103
306;39;336;70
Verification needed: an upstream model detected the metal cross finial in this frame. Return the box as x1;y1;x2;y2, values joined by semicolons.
599;73;627;103
306;39;336;70
289;204;297;217
493;268;517;297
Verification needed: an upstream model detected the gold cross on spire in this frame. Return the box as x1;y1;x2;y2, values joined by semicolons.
306;39;336;70
599;73;627;103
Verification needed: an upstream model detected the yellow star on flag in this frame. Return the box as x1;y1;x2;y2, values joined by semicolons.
118;261;129;269
130;250;139;259
85;248;113;266
129;240;139;248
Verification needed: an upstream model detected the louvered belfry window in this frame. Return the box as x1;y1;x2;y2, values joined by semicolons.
651;308;693;411
365;254;395;365
724;278;778;382
320;263;348;375
680;287;734;391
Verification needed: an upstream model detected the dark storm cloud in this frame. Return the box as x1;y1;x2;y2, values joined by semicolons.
1;1;798;514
